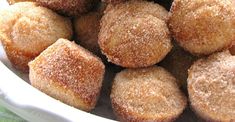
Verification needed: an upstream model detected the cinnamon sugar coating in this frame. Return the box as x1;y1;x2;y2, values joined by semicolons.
169;0;235;55
36;0;99;16
99;0;172;68
111;66;187;122
188;51;235;121
29;39;105;111
0;2;72;72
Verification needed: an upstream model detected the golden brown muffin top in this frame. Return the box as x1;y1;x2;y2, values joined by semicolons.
111;66;187;121
169;0;235;55
188;51;235;121
0;2;72;55
99;0;172;68
35;0;98;16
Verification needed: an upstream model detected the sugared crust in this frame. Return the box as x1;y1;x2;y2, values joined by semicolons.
111;66;187;122
188;51;235;121
169;0;235;55
35;0;99;16
99;0;172;68
0;35;35;71
0;2;72;72
29;39;105;111
103;0;169;24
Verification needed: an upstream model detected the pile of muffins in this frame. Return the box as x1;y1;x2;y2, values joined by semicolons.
0;0;234;121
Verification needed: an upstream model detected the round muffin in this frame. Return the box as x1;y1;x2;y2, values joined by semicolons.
36;0;99;16
73;2;106;56
160;42;197;88
111;66;187;122
169;0;235;55
7;0;35;4
188;51;235;121
99;0;172;68
29;38;105;111
0;2;72;72
74;12;102;55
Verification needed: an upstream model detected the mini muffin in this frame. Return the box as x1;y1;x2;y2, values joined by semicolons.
74;3;106;56
111;66;187;122
99;0;172;68
0;2;72;72
169;0;235;55
74;12;101;55
29;39;105;111
36;0;99;16
160;42;197;88
188;51;235;121
7;0;35;4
